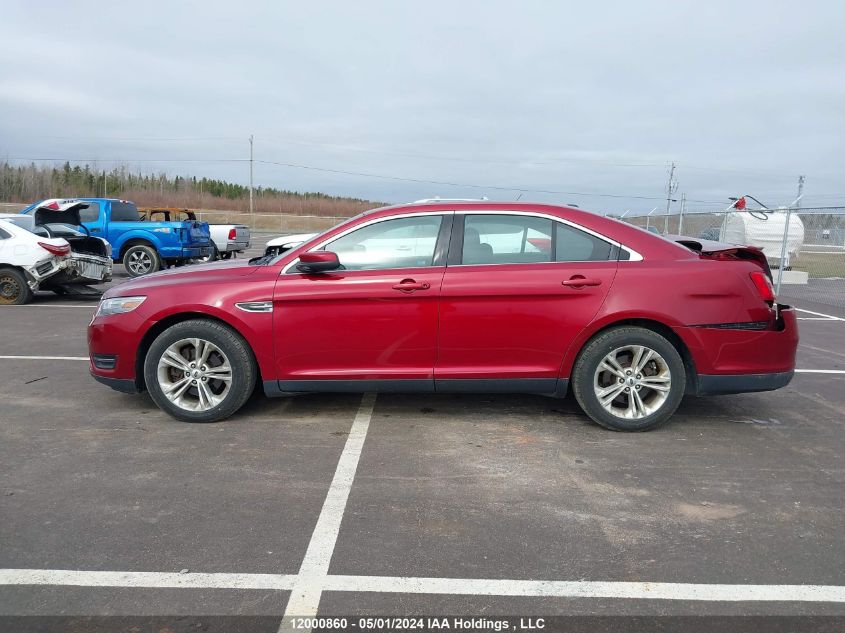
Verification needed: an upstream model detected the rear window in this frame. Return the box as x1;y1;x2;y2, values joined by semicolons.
110;201;140;222
555;223;613;261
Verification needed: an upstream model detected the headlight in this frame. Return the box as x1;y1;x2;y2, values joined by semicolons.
96;295;147;316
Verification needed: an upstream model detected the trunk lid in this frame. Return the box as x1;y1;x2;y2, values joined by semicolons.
667;235;773;280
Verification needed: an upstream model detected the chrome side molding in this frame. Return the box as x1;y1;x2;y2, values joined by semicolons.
235;301;273;313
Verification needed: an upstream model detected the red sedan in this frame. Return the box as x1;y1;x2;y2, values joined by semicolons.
88;201;798;431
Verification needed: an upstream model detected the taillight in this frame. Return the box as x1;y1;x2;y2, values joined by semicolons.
38;241;70;257
750;271;775;303
228;228;237;240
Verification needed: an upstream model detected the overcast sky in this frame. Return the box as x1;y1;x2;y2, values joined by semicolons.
1;0;844;213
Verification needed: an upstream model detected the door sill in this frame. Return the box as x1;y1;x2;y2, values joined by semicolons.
263;378;568;397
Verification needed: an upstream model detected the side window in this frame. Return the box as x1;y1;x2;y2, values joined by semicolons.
79;202;101;223
0;227;10;239
462;214;553;265
109;201;140;222
323;215;443;271
555;223;613;261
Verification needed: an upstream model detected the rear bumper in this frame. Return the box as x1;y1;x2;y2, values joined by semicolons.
696;370;794;396
222;241;250;252
160;245;213;260
676;304;798;377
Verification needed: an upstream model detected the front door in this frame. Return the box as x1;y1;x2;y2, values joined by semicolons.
272;213;451;391
436;212;618;392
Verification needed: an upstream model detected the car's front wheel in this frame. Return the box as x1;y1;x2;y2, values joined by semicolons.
144;319;257;422
572;326;686;431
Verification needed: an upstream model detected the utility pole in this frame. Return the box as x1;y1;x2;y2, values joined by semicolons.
664;161;677;233
775;175;804;294
678;193;686;235
249;134;254;216
103;170;107;197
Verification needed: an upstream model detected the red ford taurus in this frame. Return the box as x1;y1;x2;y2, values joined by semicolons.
88;201;798;431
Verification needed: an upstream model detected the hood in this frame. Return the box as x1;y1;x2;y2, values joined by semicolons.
33;199;87;227
104;258;260;297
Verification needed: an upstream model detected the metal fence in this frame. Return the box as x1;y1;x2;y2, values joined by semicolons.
626;207;845;309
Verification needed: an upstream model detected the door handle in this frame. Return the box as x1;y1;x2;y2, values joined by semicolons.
392;279;431;292
562;276;602;288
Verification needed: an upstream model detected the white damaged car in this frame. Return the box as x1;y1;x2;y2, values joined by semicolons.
0;200;112;305
263;232;318;258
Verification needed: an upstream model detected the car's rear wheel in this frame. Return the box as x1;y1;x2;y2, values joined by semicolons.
0;268;33;305
144;319;257;422
572;326;685;431
124;244;160;277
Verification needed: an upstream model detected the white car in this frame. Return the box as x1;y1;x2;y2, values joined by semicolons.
0;205;112;305
264;232;319;257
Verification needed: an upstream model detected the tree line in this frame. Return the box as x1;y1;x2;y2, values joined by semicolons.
0;161;382;217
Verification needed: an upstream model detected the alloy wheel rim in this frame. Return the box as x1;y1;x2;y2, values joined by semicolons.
593;345;671;420
127;251;152;275
157;338;233;412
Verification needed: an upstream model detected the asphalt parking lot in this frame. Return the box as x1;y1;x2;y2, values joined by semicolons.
1;234;844;630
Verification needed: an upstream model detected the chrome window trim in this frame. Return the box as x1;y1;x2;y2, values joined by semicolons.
281;208;642;274
281;211;453;274
457;209;643;263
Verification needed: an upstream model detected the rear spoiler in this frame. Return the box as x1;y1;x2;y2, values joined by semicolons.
666;235;773;281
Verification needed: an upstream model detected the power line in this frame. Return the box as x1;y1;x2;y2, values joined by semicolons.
4;156;840;207
256;159;675;201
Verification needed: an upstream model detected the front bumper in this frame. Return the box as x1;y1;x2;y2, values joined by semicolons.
91;372;141;394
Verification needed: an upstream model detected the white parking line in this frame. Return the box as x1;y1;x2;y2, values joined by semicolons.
795;308;845;321
0;568;296;590
281;393;376;625
0;355;88;361
795;369;845;374
1;568;844;604
325;575;845;603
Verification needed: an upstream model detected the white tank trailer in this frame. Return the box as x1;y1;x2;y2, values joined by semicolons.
719;208;804;269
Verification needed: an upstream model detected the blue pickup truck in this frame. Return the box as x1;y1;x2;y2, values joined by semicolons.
21;198;213;277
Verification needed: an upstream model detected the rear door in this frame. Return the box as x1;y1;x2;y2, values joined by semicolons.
435;211;618;392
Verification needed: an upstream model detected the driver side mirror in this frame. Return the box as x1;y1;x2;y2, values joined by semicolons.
296;251;341;273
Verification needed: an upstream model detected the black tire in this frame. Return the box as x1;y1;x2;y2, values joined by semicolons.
0;268;33;305
201;246;220;263
571;326;686;432
144;319;257;423
123;244;160;277
220;251;233;260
